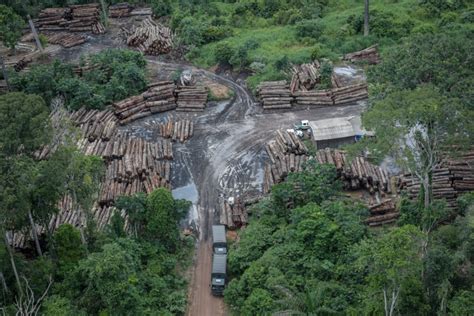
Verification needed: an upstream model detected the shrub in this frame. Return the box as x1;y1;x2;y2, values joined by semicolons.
295;19;325;40
214;42;234;65
419;0;466;16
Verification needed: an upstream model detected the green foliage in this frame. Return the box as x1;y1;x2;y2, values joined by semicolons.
368;31;474;107
116;188;190;250
42;295;85;316
10;50;148;110
295;19;325;40
0;4;24;49
51;224;87;280
0;92;51;156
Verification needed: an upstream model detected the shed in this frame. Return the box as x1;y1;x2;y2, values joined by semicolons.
309;116;370;149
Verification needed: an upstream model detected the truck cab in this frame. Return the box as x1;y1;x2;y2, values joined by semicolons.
212;225;227;255
211;254;227;296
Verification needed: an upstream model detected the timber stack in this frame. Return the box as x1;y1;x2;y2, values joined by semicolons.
343;45;380;64
113;81;177;124
256;81;292;110
157;119;194;143
400;151;474;212
34;4;105;34
365;199;399;227
176;85;208;111
263;130;309;193
42;31;86;48
14;57;32;72
126;18;173;55
108;3;133;18
332;83;368;105
289;61;321;93
293;89;333;106
219;197;248;229
315;148;391;194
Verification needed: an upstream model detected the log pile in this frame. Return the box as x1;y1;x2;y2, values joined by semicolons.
400;151;474;212
34;4;105;34
130;7;153;16
219;197;248;229
263;130;309;193
256;81;292;110
290;61;320;93
14;57;32;72
365;199;399;226
42;31;86;48
315;148;391;194
293;89;333;106
176;86;208;111
332;83;368;105
157;119;194;143
113;81;177;124
126;18;173;55
343;45;380;64
109;3;133;18
97;134;172;206
293;83;368;107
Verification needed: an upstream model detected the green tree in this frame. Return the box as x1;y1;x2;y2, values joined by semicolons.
356;225;425;316
0;92;51;156
51;224;87;280
0;5;25;49
358;86;472;211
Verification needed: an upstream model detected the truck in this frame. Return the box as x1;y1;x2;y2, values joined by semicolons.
212;225;227;255
211;254;227;296
294;119;310;131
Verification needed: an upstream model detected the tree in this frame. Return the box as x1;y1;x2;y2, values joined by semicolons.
364;0;369;36
356;225;425;316
116;188;190;249
368;31;474;107
51;224;86;280
0;92;51;156
358;86;472;211
0;5;25;49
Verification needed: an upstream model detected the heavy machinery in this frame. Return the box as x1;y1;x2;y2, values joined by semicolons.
293;119;310;131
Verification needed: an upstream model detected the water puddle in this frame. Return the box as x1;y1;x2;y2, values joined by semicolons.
173;182;200;232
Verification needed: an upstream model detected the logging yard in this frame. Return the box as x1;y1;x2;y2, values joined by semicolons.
1;1;473;315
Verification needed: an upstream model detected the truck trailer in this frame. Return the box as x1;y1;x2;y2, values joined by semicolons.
212;225;227;254
211;254;227;296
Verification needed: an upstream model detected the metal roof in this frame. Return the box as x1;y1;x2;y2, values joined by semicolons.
212;254;227;274
309;117;356;141
212;225;226;244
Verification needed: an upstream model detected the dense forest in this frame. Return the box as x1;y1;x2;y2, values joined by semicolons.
1;0;473;315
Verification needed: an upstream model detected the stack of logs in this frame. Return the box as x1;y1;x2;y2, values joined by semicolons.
256;81;292;109
157;119;194;143
263;130;309;193
176;86;208;111
14;57;32;72
258;81;368;108
108;3;134;18
400;151;474;212
365;199;399;227
96;133;172;206
113;81;177;124
41;31;86;48
332;83;368;105
343;45;381;64
35;4;105;34
315;148;391;194
290;61;321;93
219;197;248;229
126;18;173;55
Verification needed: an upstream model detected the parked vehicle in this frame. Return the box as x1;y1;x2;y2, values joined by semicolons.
212;225;227;254
211;254;227;296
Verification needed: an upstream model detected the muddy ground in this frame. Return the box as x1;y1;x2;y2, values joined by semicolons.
5;20;367;315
